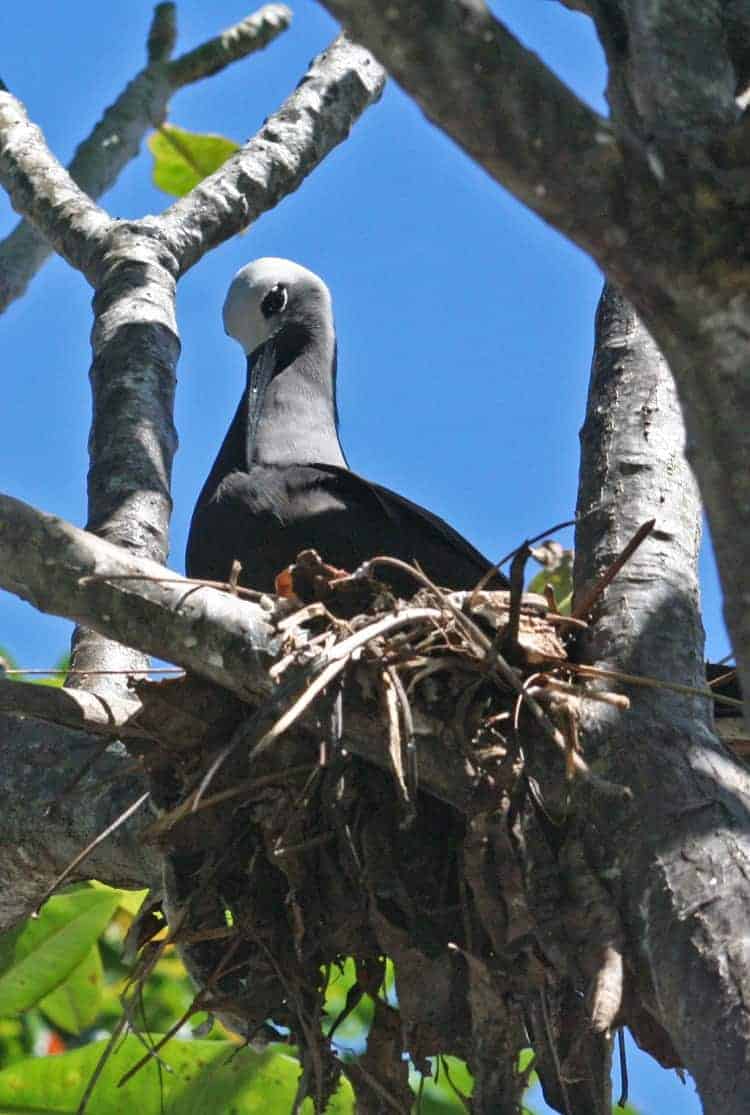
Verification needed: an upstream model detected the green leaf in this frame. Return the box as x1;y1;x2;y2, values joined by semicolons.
0;888;120;1016
38;945;103;1035
166;1042;354;1115
0;1037;351;1114
88;882;149;918
527;560;573;615
148;125;240;197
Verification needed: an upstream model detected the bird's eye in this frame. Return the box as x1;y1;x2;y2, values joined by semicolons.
261;283;288;318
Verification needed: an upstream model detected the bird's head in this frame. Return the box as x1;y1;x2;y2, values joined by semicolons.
222;257;333;356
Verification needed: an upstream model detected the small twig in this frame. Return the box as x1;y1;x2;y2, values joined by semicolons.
506;543;532;649
273;831;335;858
76;1012;130;1114
33;792;150;914
528;676;630;709
2;666;183;676
708;668;737;689
249;656;350;761
144;763;315;837
381;669;411;815
78;571;266;601
470;517;577;597
368;557;630;797
617;1027;629;1108
572;518;655;619
561;661;744;710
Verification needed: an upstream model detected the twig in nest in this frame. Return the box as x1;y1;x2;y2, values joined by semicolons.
470;517;577;597
366;557;631;799
617;1027;629;1108
560;661;743;710
143;764;315;837
572;518;655;619
507;542;532;649
33;791;150;914
380;668;415;825
528;675;630;710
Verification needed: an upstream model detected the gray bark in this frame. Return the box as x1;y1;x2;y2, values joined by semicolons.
575;286;750;1115
0;713;160;931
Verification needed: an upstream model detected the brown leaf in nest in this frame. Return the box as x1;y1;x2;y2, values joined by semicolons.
276;548;350;602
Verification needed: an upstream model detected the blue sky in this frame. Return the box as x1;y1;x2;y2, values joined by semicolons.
0;2;716;1110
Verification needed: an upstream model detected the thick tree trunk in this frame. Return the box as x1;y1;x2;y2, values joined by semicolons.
576;285;750;1114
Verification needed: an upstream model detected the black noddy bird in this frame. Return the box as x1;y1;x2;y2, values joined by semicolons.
186;258;508;596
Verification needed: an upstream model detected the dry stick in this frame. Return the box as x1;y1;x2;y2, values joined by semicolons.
471;517;577;597
571;518;656;619
237;608;439;773
366;557;630;798
506;542;532;649
33;792;150;915
528;677;630;710
387;665;418;799
560;660;744;710
3;666;183;676
145;763;315;836
617;1026;629;1108
79;571;267;602
76;1012;130;1115
381;669;410;813
708;668;737;689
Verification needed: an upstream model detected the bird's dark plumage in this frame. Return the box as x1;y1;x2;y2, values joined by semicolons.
186;258;506;596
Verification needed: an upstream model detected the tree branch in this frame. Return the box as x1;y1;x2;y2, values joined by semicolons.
0;4;291;312
575;285;750;1114
0;678;148;739
0;493;279;700
314;0;627;262
166;4;290;88
162;34;386;271
0;712;158;931
0;93;110;283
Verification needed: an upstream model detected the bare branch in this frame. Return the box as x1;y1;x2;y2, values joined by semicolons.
162;34;386;271
315;0;627;262
0;492;279;701
0;5;291;311
0;678;148;739
0;92;110;282
147;2;178;63
166;4;291;88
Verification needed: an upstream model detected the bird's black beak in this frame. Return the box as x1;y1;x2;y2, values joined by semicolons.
245;339;277;451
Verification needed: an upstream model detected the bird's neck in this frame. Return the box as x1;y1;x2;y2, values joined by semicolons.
244;332;346;468
204;335;346;485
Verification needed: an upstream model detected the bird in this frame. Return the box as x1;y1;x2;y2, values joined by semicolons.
186;258;508;598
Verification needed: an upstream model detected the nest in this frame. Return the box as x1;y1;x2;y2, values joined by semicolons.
123;550;677;1113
